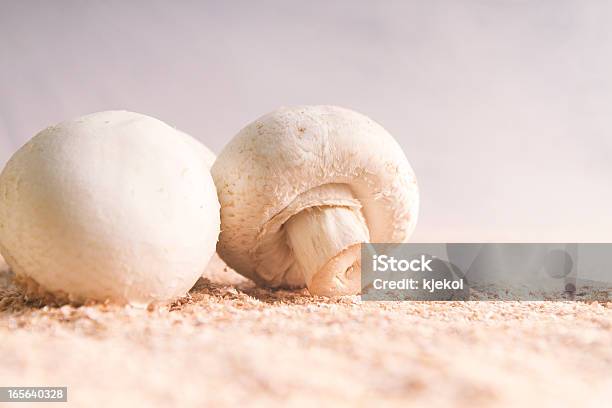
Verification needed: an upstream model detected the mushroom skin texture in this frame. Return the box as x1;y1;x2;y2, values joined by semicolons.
212;106;419;296
0;111;220;304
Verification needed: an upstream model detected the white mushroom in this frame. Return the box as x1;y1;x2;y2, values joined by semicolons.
0;111;220;304
212;106;419;296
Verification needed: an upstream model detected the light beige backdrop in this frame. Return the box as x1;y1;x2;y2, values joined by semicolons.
1;0;611;242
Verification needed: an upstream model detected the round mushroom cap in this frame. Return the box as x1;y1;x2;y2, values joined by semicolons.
212;105;419;288
0;111;220;304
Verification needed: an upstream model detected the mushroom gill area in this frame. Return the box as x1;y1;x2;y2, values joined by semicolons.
253;184;370;295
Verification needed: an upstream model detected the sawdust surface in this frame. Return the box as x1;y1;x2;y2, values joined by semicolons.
1;255;611;407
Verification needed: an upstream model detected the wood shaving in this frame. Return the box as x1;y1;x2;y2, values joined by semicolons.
1;255;611;407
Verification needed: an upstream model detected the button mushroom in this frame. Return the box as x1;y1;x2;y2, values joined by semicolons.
0;111;220;304
212;106;419;296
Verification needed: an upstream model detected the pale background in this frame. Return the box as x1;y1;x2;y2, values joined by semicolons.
1;0;611;242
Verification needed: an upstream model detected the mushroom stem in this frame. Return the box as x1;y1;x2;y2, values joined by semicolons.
285;206;370;296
